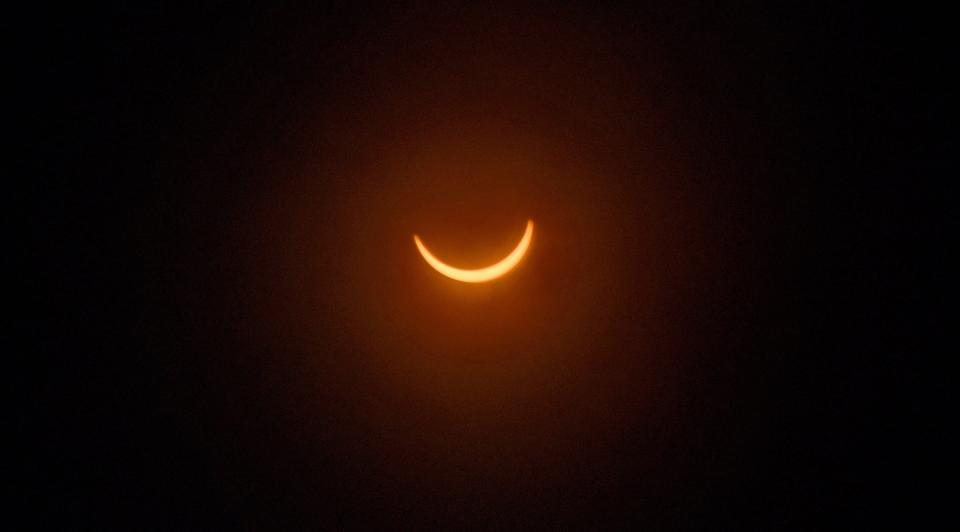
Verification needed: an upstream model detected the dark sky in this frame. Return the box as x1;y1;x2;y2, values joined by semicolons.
26;2;945;529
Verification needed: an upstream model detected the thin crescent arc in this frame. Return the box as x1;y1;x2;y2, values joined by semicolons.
413;220;534;283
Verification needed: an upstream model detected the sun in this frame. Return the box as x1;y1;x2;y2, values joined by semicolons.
413;220;533;283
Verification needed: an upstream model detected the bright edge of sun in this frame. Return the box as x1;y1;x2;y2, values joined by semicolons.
413;219;533;283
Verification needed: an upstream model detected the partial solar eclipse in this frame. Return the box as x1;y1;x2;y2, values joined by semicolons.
414;219;534;283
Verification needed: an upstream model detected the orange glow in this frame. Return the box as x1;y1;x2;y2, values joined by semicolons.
414;220;533;283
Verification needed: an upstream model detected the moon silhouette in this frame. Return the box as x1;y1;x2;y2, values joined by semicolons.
414;219;534;283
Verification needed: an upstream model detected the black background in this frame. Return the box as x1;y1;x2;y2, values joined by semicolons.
25;1;946;529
